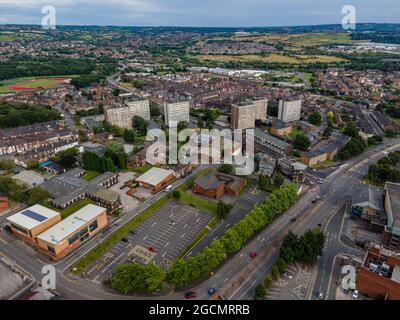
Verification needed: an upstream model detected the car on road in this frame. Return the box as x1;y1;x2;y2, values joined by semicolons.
165;185;172;193
119;184;127;190
250;251;258;259
290;218;297;223
318;292;324;300
121;237;129;243
317;223;322;228
148;246;158;253
185;291;197;299
130;230;138;236
208;288;218;295
352;290;359;299
283;272;293;280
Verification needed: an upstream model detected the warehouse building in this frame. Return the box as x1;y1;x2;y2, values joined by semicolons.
135;167;175;193
6;205;61;244
36;204;108;259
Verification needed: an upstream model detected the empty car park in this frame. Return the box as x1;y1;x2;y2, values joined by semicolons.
83;201;212;282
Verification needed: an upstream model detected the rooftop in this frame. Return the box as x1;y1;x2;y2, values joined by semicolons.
6;205;60;230
135;167;175;187
36;204;106;245
386;182;400;235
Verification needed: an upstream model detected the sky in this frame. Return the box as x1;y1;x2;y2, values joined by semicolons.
0;0;399;27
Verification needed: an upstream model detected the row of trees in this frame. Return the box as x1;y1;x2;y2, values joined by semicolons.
166;183;299;288
258;173;284;192
254;229;325;299
82;151;117;173
0;175;50;206
368;151;400;184
337;123;367;160
110;263;165;293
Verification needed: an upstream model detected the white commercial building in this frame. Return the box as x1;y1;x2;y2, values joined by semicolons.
164;101;190;128
278;99;302;123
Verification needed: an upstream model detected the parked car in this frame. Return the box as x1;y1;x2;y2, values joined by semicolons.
208;288;218;295
185;291;197;299
148;246;157;253
121;237;129;243
130;230;138;236
250;251;258;259
283;272;293;280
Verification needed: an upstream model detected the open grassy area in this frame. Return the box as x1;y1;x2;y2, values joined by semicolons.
287;127;304;140
51;198;95;220
82;170;102;181
0;75;78;94
72;195;170;275
179;191;218;215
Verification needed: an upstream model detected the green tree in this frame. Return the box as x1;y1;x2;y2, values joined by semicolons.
308;112;322;126
218;164;233;174
294;135;311;151
0;159;15;172
132;116;148;136
112;88;121;96
217;201;233;220
254;284;266;300
172;190;181;200
177;121;188;132
105;141;127;170
273;173;284;187
123;129;136;143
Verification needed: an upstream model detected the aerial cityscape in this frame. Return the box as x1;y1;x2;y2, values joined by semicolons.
1;0;400;309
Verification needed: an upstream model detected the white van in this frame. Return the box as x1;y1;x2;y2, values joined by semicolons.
165;185;172;193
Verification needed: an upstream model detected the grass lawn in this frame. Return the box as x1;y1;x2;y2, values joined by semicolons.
52;198;95;220
72;196;170;275
179;191;218;215
82;170;102;181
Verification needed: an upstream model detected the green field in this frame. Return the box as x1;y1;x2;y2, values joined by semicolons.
0;75;78;94
82;170;102;181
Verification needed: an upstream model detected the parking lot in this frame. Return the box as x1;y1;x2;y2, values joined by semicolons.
265;262;312;300
109;171;141;212
83;201;213;282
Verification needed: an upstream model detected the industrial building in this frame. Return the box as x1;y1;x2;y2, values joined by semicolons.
36;204;108;259
6;205;61;244
135;167;175;193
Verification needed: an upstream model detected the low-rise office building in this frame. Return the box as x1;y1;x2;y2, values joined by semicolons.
135;167;175;193
36;204;108;259
6;205;61;244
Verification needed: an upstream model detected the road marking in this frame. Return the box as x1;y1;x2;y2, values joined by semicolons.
164;242;170;248
181;233;186;238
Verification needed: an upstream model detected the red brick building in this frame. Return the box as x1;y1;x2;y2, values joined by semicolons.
357;243;400;300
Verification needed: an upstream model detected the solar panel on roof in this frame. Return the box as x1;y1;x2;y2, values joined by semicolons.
21;210;48;222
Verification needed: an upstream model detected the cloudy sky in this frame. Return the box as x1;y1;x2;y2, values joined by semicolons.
0;0;399;27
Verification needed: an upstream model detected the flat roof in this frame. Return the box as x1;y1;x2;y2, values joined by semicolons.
13;170;45;188
36;204;106;245
6;205;60;230
136;167;174;187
